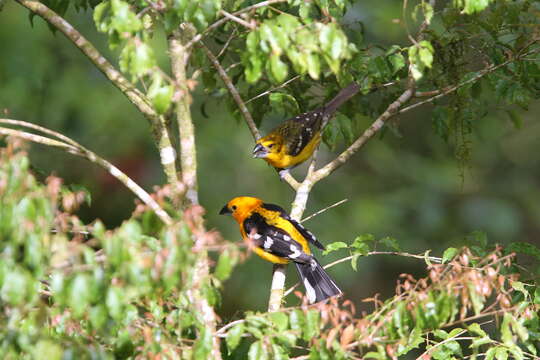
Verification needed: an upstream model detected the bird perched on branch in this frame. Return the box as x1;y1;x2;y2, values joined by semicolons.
220;196;342;304
252;83;360;177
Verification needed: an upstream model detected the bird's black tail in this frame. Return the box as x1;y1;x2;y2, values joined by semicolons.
295;258;342;304
322;82;360;119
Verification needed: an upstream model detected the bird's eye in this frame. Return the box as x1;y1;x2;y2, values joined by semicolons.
231;205;237;211
268;144;274;148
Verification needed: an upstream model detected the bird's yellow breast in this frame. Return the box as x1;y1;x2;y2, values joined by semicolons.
264;133;321;169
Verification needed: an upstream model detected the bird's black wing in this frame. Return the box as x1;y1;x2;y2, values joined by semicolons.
243;212;312;263
261;203;325;250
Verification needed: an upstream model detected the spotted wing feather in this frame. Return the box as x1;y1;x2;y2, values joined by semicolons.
243;213;312;263
261;203;325;250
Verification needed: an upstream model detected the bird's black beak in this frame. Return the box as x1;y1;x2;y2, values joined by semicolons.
252;143;268;158
219;205;231;215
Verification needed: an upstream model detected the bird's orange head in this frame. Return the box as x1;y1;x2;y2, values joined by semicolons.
219;196;263;223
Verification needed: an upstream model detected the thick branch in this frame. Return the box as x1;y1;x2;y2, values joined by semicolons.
0;121;172;225
312;87;415;182
169;28;198;204
15;0;179;184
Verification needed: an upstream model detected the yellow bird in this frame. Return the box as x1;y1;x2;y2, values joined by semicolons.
220;196;342;303
252;83;359;177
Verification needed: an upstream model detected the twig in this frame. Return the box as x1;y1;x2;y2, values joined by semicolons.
301;199;348;223
202;43;261;140
416;329;468;360
399;50;539;115
214;319;245;337
0;122;173;225
217;28;238;59
284;250;443;297
245;75;301;104
220;10;256;30
186;0;287;49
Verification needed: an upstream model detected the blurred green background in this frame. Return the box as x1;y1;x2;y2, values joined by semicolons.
1;1;539;319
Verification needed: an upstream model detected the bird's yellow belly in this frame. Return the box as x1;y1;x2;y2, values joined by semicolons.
265;134;321;169
253;247;289;264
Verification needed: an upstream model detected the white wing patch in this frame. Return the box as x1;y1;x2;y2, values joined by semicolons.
289;244;302;259
263;236;274;249
283;235;291;241
253;233;262;240
304;278;317;304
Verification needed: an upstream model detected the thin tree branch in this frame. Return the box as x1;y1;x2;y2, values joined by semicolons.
284;251;443;298
220;10;256;29
0;122;173;225
214;319;245;337
185;0;288;49
202;43;261;140
245;75;301;104
15;0;180;184
301;199;348;223
202;42;302;190
399;50;539;115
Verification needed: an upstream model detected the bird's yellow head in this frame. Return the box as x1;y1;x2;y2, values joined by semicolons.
252;134;284;161
219;196;263;223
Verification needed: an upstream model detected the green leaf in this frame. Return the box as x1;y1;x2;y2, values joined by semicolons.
33;340;63;360
289;309;304;333
433;329;449;340
351;234;374;256
506;242;540;260
214;250;236;281
468;323;488;337
380;236;400;251
248;341;267;360
501;313;513;346
351;253;361;271
148;73;173;114
303;310;320;340
462;0;492;14
269;312;289;332
495;347;508;360
485;347;497;360
322;241;348;255
1;269;29;305
442;247;458;263
131;42;155;77
422;2;434;24
418;40;434;68
193;326;213;359
269;54;288;83
70;274;92;317
388;52;406;75
306;53;321;80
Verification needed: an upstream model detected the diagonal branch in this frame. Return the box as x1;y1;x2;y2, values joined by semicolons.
399;51;538;115
186;0;288;49
202;43;301;190
202;43;261;140
312;87;416;182
0;120;173;225
15;0;179;184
